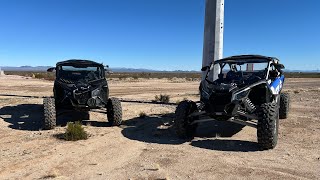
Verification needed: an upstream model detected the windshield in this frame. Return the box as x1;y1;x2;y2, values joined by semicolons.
204;61;269;85
57;65;104;82
222;62;268;72
219;62;268;83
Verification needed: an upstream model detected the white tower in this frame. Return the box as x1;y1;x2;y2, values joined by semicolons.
202;0;224;81
0;67;4;76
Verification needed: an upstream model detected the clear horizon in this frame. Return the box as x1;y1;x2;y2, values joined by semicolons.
0;0;319;71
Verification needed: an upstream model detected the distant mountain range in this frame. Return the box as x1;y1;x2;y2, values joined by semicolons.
0;66;52;72
0;66;319;73
0;66;199;73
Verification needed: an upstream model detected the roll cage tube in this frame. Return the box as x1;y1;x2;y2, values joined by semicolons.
202;59;282;83
265;61;271;80
56;65;105;80
266;61;285;80
202;62;240;84
201;62;215;84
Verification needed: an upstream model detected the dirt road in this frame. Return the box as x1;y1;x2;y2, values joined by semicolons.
0;75;319;179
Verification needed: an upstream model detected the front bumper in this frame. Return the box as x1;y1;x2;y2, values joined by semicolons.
64;88;107;109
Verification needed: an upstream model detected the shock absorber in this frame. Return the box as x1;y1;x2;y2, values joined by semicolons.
243;97;256;113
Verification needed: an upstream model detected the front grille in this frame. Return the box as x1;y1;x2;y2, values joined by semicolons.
74;91;91;104
208;92;232;112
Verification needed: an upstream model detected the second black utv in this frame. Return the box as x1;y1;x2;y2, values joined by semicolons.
174;55;290;150
44;59;122;129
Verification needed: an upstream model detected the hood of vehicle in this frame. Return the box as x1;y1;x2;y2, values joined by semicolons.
211;83;238;93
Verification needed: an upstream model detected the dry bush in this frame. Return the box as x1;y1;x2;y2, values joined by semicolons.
154;94;170;103
64;122;88;141
139;111;147;118
2;71;55;81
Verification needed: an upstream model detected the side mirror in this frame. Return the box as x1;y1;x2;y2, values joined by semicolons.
47;67;56;72
104;65;109;71
274;63;285;69
201;66;209;71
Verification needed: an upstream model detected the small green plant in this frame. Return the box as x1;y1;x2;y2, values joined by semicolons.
154;94;170;103
64;121;88;141
139;111;147;118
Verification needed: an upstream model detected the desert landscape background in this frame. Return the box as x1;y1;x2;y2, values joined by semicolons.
0;74;319;179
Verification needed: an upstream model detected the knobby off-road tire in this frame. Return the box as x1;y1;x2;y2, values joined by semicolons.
43;97;56;130
279;93;290;119
257;102;279;150
174;100;198;138
107;97;122;126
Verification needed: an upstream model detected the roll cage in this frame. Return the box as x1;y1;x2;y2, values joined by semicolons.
202;55;285;83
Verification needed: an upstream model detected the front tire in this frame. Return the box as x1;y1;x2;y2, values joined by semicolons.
43;97;56;130
257;102;279;150
279;93;290;119
174;100;198;138
107;98;122;126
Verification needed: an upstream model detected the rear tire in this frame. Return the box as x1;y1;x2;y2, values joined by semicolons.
174;100;198;138
43;97;56;130
279;93;290;119
107;98;122;126
257;102;279;150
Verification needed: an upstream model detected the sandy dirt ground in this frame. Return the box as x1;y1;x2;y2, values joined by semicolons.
0;75;319;180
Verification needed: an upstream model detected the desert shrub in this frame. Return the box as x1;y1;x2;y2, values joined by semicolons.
154;94;170;103
64;121;88;141
28;72;55;81
139;111;147;118
34;73;43;79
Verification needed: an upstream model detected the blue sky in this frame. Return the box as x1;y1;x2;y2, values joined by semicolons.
0;0;319;71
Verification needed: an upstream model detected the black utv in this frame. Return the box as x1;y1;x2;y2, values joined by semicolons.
174;55;290;150
43;59;122;130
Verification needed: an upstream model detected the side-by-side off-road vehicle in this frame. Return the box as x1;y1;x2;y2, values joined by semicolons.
174;55;290;150
43;59;122;129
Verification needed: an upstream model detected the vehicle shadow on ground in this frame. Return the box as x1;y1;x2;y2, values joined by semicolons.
121;113;185;145
191;121;260;152
121;114;260;151
190;139;259;152
0;104;43;131
0;104;94;131
81;120;111;127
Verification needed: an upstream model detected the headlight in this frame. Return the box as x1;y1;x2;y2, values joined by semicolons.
232;88;250;100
